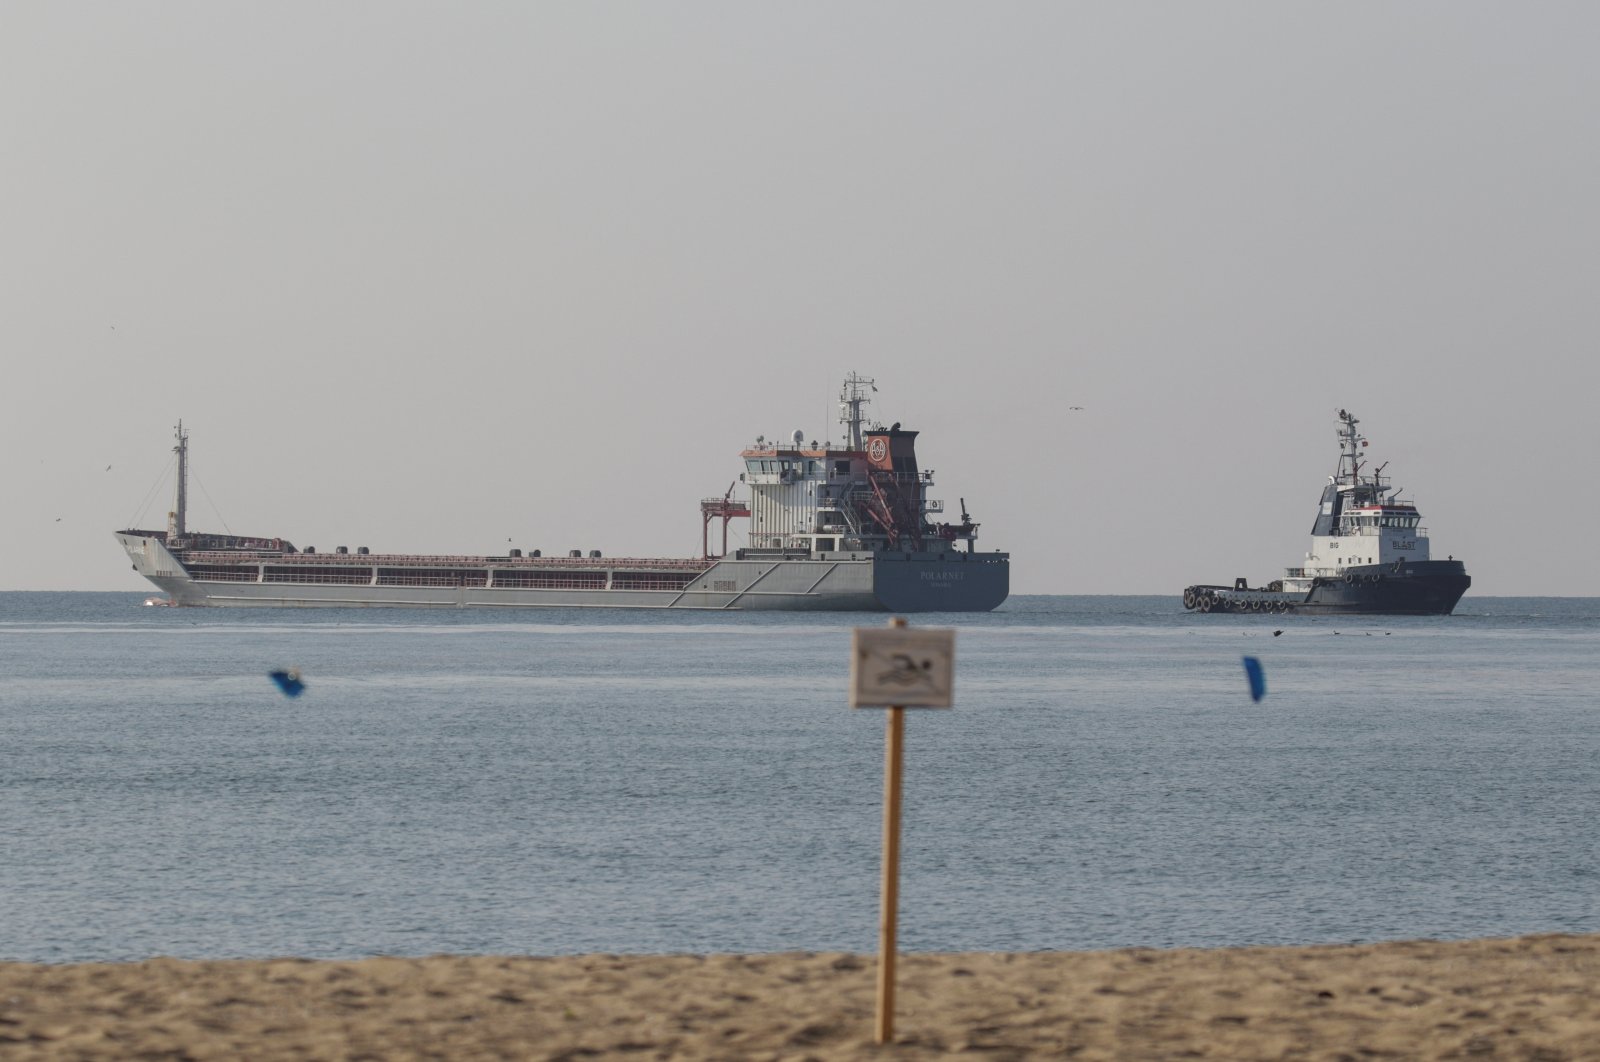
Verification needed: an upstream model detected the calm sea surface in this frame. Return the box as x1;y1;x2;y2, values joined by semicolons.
2;593;1597;963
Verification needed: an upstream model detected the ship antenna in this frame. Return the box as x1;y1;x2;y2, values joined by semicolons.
170;420;189;539
1336;408;1362;486
839;372;875;451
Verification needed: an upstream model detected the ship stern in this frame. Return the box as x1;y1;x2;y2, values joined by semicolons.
872;550;1010;612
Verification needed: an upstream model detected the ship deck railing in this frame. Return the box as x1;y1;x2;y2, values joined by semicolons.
178;550;713;570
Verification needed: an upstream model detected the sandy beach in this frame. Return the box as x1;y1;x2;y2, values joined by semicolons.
2;933;1598;1060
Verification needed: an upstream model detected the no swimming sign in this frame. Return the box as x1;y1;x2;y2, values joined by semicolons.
849;627;955;708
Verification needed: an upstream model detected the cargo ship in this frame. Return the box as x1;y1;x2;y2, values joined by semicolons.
116;375;1009;611
1181;409;1469;615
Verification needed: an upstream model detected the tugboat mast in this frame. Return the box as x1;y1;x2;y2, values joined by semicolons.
1336;408;1364;486
169;420;188;540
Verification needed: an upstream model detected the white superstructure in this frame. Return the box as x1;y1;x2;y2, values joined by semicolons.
1279;409;1431;594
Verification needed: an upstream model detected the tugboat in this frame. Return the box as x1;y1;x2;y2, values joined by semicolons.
1182;409;1470;615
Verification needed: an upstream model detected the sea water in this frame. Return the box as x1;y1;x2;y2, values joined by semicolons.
1;593;1597;963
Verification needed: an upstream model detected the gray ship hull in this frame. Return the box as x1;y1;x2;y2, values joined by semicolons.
118;534;1009;611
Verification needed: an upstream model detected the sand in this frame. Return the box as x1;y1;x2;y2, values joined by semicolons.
2;934;1598;1060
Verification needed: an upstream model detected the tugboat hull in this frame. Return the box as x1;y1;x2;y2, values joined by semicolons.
1184;560;1470;616
1294;560;1470;615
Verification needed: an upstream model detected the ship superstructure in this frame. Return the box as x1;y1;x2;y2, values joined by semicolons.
739;373;980;558
1182;409;1469;615
116;376;1009;611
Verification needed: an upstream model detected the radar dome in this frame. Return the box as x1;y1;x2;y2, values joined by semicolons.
792;429;805;447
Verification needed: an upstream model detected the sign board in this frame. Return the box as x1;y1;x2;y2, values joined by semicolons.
850;627;955;708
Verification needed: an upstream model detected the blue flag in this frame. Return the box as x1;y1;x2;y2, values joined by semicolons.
269;669;305;697
1242;656;1266;702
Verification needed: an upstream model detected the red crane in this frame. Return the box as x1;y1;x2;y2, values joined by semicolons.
700;482;750;559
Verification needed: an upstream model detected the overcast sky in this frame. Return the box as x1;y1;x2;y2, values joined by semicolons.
4;2;1596;597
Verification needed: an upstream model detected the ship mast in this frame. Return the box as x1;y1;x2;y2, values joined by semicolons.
169;420;188;539
1335;408;1363;487
839;372;875;451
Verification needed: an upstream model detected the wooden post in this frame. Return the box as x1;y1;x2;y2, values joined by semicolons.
875;616;908;1045
850;615;952;1046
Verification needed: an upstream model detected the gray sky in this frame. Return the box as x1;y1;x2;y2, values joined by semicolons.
5;2;1596;596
